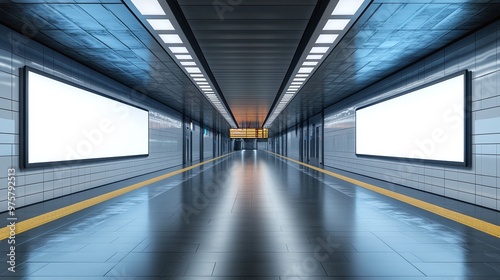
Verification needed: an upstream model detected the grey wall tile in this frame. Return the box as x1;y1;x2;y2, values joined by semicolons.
476;195;496;209
477;184;496;199
458;191;476;204
476;174;497;188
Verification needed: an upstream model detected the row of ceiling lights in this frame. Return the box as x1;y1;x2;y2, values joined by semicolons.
129;0;237;128
264;0;368;128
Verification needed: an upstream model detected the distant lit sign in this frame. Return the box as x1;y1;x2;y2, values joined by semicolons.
230;128;268;139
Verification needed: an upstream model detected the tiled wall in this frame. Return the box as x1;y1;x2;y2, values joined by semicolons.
0;25;191;212
323;20;500;210
192;123;201;162
257;139;268;151
203;128;214;160
287;127;300;161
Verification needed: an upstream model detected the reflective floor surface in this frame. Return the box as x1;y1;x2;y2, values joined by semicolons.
1;150;500;279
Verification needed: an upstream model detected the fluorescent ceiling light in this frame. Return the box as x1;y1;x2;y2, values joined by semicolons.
288;88;298;91
197;82;209;85
332;0;364;15
175;54;192;60
199;85;211;88
296;74;309;77
306;54;323;60
316;34;339;44
147;19;174;30
298;67;314;73
169;47;189;53
289;85;300;89
323;19;350;30
190;74;204;77
194;78;206;81
310;47;329;54
303;61;318;66
202;88;213;91
160;34;183;44
294;78;306;81
291;82;303;85
180;61;196;66
185;67;201;73
131;0;165;15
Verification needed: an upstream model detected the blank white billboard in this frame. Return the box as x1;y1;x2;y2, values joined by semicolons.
356;72;467;164
24;68;149;166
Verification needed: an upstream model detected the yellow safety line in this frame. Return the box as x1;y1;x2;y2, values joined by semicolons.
0;153;234;240
268;151;500;238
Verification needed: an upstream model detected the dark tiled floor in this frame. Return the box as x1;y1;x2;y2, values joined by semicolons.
1;150;500;279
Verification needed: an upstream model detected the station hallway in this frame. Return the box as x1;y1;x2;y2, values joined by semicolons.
1;150;500;279
3;0;500;279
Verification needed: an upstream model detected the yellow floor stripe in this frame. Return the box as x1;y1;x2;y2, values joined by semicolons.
269;151;500;238
0;153;233;240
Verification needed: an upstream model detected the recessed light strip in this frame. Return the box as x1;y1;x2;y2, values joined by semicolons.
127;0;236;128
264;0;369;128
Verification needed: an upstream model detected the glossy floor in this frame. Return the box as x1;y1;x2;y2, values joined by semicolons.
2;150;500;279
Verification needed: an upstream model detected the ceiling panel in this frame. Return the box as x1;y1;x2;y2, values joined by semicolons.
269;1;500;132
178;0;318;127
0;1;231;132
1;0;499;134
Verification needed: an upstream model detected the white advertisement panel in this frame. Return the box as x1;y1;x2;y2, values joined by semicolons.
356;72;467;164
25;68;149;166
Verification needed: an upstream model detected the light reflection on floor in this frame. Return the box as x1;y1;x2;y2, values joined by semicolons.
2;150;500;278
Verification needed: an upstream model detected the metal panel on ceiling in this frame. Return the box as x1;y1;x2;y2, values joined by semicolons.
269;1;500;132
0;0;231;132
178;0;318;128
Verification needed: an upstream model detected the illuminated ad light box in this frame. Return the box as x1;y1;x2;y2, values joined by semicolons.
355;71;470;165
22;67;149;168
230;128;269;139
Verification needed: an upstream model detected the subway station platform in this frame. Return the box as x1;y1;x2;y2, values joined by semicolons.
2;150;500;279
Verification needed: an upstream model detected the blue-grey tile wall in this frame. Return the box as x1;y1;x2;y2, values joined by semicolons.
192;124;201;162
323;20;500;210
287;127;300;161
0;25;186;211
203;128;214;160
